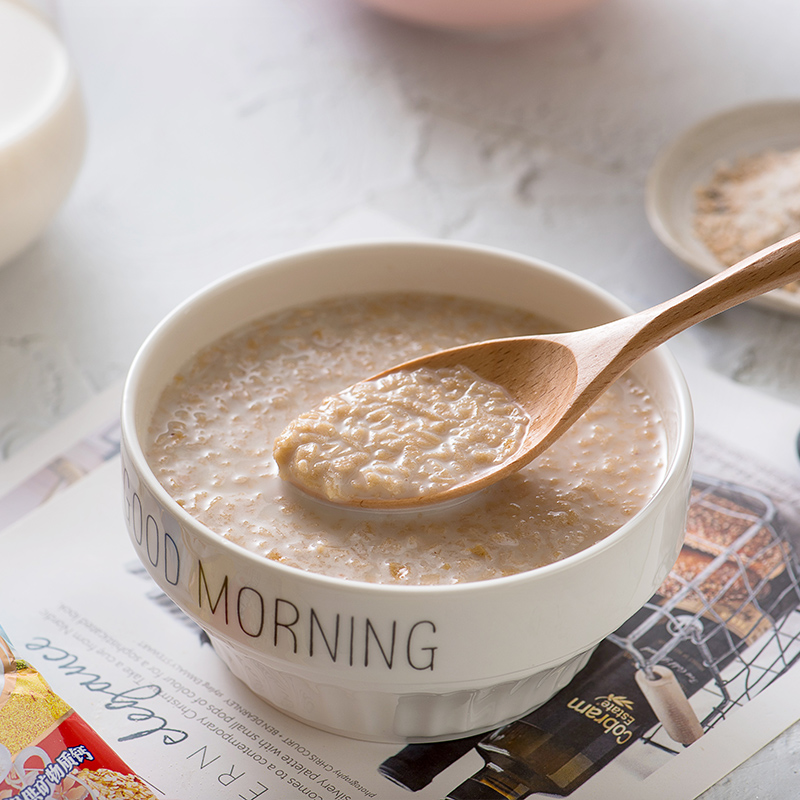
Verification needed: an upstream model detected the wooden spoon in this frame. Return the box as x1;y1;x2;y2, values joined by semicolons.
350;231;800;508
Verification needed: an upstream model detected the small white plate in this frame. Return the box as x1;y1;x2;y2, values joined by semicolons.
645;99;800;315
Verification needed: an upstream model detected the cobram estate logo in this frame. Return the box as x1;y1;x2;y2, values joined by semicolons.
565;692;639;744
596;693;634;711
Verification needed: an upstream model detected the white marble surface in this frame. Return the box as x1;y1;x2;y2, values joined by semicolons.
4;0;800;795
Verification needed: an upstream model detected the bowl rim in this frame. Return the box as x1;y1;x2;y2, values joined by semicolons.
121;237;694;597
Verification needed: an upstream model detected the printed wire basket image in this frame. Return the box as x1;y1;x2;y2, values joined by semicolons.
377;472;800;798
609;475;800;751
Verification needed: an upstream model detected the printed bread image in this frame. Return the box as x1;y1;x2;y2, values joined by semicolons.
656;479;792;644
659;548;768;607
684;502;786;580
658;547;773;644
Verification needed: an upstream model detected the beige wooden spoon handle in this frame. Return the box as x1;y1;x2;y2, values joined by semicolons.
558;231;800;411
630;230;800;346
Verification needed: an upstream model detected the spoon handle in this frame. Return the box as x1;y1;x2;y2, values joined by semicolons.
633;231;800;343
560;232;800;409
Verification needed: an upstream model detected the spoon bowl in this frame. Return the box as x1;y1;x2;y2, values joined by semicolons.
296;232;800;509
368;336;581;495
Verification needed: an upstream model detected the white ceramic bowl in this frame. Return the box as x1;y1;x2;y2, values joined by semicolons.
120;240;693;742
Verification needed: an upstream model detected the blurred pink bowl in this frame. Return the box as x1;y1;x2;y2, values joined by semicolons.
354;0;607;30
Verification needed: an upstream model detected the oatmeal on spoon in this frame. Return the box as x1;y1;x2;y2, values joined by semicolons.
275;232;800;509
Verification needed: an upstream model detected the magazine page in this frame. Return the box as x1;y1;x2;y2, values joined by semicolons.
2;363;800;800
2;211;800;799
0;383;122;531
572;363;800;800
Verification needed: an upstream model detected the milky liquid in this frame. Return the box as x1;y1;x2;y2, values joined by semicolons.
147;293;667;585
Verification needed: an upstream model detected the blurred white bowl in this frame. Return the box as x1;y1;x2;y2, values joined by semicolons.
0;0;86;267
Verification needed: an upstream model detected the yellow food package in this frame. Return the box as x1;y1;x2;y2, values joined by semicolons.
0;625;156;799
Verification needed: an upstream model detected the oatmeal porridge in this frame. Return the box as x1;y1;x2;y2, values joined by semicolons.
274;364;529;503
146;293;667;585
